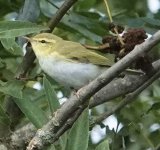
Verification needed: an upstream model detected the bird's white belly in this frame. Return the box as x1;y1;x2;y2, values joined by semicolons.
38;56;106;89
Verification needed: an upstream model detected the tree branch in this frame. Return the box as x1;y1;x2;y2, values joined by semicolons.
27;31;160;150
89;59;160;108
51;105;87;142
33;60;160;143
9;59;160;149
48;0;78;31
91;69;160;127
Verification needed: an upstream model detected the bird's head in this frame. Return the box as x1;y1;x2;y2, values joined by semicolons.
25;33;62;57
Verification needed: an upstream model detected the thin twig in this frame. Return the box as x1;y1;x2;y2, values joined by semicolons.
46;0;70;15
114;28;125;45
104;0;113;22
48;0;78;31
46;0;61;10
104;0;124;48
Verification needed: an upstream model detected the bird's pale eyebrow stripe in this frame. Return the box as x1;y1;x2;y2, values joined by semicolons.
33;38;56;43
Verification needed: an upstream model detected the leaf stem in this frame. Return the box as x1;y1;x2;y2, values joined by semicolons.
104;0;113;23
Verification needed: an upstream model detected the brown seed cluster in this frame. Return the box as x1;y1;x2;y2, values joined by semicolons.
122;29;148;56
101;24;153;72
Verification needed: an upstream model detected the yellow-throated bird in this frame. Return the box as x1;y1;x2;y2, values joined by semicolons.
27;33;142;89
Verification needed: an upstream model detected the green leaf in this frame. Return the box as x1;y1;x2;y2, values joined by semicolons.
69;12;107;36
74;0;96;10
0;105;11;138
95;140;110;150
1;38;23;56
0;106;10;125
62;16;101;43
66;108;89;150
47;145;56;150
59;132;68;150
13;98;48;128
142;17;160;27
147;102;160;113
0;80;24;99
0;58;4;68
43;75;60;114
0;21;49;38
40;0;63;18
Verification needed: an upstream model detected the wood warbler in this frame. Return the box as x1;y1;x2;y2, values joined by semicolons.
27;33;142;89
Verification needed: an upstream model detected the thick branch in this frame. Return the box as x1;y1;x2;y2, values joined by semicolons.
35;60;160;143
91;69;160;127
9;60;160;149
90;59;160;107
51;105;86;142
27;31;160;150
26;61;160;146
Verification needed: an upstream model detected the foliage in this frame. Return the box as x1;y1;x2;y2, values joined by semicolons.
0;0;160;150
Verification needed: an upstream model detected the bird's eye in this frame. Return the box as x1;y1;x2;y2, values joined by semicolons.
40;40;46;43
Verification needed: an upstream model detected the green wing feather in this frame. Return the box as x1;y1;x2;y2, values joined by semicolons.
55;40;113;66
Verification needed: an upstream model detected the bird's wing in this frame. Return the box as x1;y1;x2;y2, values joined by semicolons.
56;40;114;66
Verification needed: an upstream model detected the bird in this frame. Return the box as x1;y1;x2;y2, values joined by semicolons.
26;33;142;89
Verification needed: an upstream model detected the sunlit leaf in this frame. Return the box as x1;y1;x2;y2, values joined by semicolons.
0;21;49;38
1;38;23;56
62;16;101;43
